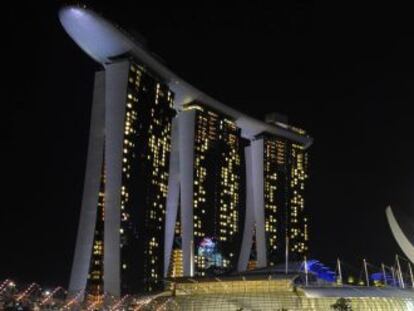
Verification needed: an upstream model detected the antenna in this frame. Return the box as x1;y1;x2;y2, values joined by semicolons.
396;255;405;289
337;258;343;286
190;240;194;277
304;256;309;287
363;259;370;287
381;263;387;286
285;235;289;275
408;262;414;288
391;266;396;286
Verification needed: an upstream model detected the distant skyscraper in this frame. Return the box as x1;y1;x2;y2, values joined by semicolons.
59;4;312;298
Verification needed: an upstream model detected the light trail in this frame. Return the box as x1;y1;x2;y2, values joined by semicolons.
61;290;83;310
0;279;10;292
155;297;174;311
40;286;64;305
16;283;41;301
133;292;168;310
86;299;100;311
109;294;129;311
0;279;12;294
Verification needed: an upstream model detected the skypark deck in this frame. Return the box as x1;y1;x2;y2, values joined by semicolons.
59;4;313;145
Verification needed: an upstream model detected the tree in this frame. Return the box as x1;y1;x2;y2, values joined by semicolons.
331;298;353;311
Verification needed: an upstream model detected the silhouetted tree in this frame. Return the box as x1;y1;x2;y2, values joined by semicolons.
331;298;353;311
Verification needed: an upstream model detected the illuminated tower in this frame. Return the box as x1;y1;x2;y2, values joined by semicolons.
118;61;175;294
68;59;175;297
288;140;309;259
165;102;246;277
238;115;310;270
59;4;313;297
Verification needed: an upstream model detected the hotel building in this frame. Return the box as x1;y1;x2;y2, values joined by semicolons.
59;4;312;297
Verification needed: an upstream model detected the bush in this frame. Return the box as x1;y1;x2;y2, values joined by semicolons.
331;298;353;311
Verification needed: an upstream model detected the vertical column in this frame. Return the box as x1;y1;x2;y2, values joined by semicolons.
251;138;267;268
69;71;105;295
164;117;180;277
103;60;130;298
178;111;196;276
237;145;255;271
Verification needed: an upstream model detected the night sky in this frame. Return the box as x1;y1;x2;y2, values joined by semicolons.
4;1;414;287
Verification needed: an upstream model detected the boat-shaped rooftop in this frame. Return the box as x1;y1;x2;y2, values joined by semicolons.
59;4;312;146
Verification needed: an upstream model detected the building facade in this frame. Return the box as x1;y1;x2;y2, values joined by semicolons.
165;103;246;278
118;61;175;293
238;122;309;271
59;4;313;298
68;59;175;297
133;274;414;311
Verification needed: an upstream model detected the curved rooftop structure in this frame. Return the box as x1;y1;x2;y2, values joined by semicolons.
59;4;312;146
150;275;414;310
303;286;414;299
386;206;414;264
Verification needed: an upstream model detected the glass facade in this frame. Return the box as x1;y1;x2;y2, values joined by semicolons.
147;295;414;311
256;132;309;265
289;143;309;257
119;61;175;293
263;136;287;265
183;103;246;277
135;278;414;311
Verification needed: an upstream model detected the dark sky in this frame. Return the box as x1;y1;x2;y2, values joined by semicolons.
4;1;414;287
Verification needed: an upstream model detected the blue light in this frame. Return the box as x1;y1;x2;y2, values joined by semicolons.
370;272;396;286
301;259;336;282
